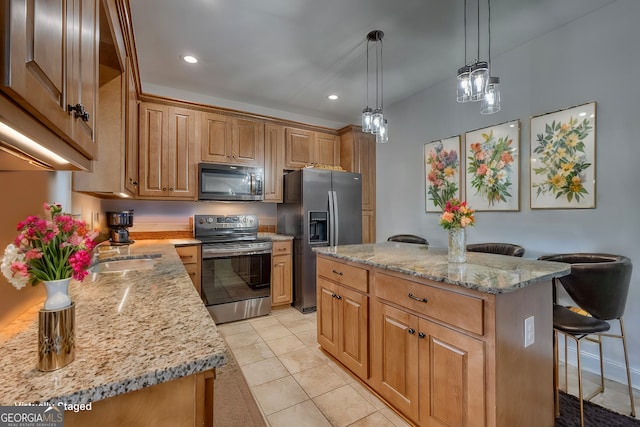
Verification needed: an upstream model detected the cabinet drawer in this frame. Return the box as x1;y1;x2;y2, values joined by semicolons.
375;272;483;335
317;257;368;293
272;240;292;255
176;245;199;264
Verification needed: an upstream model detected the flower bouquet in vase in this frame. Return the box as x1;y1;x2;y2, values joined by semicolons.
1;203;97;370
439;199;475;263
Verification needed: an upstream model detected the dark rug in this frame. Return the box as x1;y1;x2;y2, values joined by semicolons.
214;347;267;427
557;391;639;427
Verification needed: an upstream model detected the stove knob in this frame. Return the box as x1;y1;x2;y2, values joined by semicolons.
206;217;214;223
199;218;204;224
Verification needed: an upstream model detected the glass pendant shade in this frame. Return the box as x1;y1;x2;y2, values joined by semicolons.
371;109;383;134
457;66;472;103
376;119;388;143
470;61;489;101
362;107;373;133
481;76;501;114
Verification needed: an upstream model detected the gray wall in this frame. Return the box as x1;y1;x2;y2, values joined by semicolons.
376;0;640;386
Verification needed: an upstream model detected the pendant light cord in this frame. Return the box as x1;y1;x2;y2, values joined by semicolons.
366;39;370;108
380;39;383;110
476;0;480;62
488;0;491;73
464;0;467;65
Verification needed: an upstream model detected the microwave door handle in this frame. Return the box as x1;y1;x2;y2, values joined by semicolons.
328;190;335;246
250;173;255;195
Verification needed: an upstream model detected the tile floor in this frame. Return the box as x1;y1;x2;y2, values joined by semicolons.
217;307;639;426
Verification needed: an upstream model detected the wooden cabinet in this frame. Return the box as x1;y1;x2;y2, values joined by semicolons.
284;128;340;169
200;112;264;166
138;103;197;200
176;244;201;296
271;240;292;307
340;126;376;242
316;256;369;379
263;124;285;202
0;0;98;159
124;57;139;194
316;254;554;427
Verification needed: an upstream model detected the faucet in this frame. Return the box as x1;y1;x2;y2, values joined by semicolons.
91;240;113;265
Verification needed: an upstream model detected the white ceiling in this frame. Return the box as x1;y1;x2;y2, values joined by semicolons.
129;0;614;127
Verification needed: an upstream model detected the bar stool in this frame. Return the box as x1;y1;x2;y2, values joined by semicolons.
466;242;525;257
538;253;635;427
387;234;428;245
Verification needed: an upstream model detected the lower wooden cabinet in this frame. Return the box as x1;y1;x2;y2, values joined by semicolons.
372;301;485;426
176;244;201;295
271;240;292;307
316;254;554;427
316;257;369;379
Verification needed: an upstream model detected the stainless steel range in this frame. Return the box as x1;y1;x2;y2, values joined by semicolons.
194;214;272;324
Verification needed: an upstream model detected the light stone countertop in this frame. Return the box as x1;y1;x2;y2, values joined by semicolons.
314;242;570;294
0;241;227;406
258;232;294;241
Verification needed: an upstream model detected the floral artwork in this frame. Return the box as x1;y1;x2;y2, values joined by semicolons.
530;102;596;209
424;136;461;212
465;120;520;211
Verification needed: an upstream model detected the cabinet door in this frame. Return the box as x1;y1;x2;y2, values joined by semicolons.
66;0;98;156
125;58;139;194
201;112;232;162
166;107;196;198
138;103;168;197
285;128;314;168
232;118;264;166
418;318;486;427
264;124;284;202
358;132;376;211
337;285;368;379
271;253;292;306
372;301;419;422
362;210;376;244
317;278;340;356
315;132;340;166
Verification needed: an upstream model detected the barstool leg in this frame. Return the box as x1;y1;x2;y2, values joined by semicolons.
619;318;636;417
564;333;569;392
576;337;585;427
554;329;560;417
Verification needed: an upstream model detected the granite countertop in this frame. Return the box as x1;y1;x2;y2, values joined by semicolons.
258;232;294;241
314;242;570;294
0;241;227;406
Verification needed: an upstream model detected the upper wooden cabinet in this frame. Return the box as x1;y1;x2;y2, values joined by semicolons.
138;102;197;200
0;0;98;160
124;58;139;195
284;128;340;169
264;123;285;203
200;112;264;166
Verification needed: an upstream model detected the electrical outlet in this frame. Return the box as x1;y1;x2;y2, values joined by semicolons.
524;316;535;347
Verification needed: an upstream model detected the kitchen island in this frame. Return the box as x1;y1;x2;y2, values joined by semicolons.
0;241;227;426
314;242;570;427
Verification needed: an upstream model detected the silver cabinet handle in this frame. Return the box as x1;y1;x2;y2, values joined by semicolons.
332;269;343;276
408;328;415;335
418;332;426;339
408;293;428;303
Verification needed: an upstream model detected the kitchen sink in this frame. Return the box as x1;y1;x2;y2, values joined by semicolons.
90;256;159;273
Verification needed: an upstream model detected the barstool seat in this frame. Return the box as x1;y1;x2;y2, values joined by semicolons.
387;234;428;245
553;305;610;335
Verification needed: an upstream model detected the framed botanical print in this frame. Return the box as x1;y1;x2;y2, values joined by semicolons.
530;102;596;209
424;136;461;212
465;120;520;211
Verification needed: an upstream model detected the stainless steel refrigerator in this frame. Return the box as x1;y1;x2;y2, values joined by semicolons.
277;168;362;313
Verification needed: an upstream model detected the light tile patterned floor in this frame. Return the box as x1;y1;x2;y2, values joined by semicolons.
217;307;639;426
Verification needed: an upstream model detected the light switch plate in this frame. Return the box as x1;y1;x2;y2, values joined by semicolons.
524;316;535;347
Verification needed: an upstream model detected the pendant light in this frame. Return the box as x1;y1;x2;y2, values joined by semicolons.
481;0;501;114
456;0;471;103
361;30;388;143
469;0;488;101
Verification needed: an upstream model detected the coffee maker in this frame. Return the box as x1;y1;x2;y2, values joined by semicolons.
107;210;134;244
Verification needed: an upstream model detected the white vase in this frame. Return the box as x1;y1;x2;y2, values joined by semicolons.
448;228;467;263
43;278;72;310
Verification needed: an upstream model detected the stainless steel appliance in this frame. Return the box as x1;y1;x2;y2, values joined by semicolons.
195;214;272;324
107;210;134;244
198;163;264;201
277;169;362;313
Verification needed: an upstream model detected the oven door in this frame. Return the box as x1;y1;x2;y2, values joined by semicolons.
201;241;271;324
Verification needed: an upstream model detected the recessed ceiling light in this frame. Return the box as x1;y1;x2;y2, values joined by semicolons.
183;55;198;64
327;94;339;100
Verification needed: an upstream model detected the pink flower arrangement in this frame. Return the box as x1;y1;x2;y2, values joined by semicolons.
439;198;476;231
1;203;97;290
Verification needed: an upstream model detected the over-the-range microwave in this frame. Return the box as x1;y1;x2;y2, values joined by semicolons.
198;163;264;201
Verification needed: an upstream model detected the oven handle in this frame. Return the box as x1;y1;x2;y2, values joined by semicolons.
202;248;272;259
